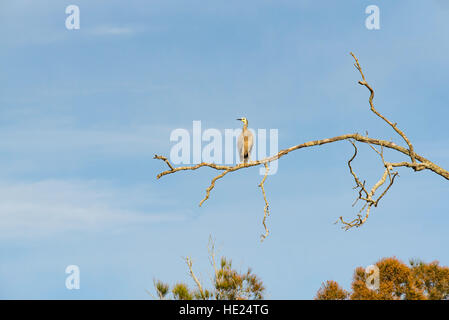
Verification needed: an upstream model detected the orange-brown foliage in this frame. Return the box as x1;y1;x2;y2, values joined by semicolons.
315;257;449;300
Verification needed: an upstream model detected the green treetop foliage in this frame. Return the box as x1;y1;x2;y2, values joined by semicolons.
151;239;265;300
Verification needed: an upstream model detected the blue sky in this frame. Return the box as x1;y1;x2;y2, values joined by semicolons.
0;0;448;299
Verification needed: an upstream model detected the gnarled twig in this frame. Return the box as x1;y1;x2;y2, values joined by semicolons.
259;163;270;242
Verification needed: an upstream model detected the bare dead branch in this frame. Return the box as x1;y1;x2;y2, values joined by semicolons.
153;155;174;171
199;170;230;207
208;236;219;280
155;53;449;239
340;139;403;229
347;140;369;199
350;52;416;165
259;163;270;242
184;257;206;300
155;134;449;181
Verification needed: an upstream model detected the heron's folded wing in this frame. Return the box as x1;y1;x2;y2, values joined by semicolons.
237;132;244;161
246;131;254;155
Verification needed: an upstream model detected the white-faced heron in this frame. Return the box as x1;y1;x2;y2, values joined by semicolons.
237;117;254;163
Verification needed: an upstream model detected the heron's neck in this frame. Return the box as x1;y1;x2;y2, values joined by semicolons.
243;123;248;131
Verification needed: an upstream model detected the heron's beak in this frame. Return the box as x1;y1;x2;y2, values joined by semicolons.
236;118;242;121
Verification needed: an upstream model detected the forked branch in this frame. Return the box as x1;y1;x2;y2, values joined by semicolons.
155;53;448;239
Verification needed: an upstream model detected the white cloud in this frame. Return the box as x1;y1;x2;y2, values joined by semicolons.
0;179;186;238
